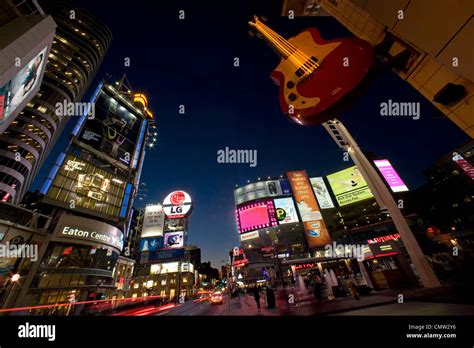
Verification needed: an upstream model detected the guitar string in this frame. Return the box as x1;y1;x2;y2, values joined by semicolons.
257;22;317;76
256;23;304;69
257;23;310;73
268;28;320;75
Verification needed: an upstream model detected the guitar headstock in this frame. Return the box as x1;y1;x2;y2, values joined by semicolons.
248;15;260;28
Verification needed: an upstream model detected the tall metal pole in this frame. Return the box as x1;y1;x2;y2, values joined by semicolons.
323;119;440;288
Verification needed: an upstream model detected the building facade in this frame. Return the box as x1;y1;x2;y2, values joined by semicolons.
7;79;154;315
0;0;112;204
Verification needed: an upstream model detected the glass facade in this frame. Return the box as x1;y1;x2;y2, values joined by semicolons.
44;153;127;218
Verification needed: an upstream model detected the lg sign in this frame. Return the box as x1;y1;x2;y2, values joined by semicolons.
163;191;192;218
170;192;185;205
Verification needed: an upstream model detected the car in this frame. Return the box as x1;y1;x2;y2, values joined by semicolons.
210;292;223;305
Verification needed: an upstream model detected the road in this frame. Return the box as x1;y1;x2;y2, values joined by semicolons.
157;294;278;316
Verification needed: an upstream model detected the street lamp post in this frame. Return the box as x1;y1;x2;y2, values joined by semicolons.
323;119;440;288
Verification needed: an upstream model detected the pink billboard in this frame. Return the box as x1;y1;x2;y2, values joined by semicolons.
236;200;278;234
452;153;474;179
374;159;409;192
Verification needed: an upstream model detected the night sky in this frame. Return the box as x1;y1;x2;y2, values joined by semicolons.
32;0;470;268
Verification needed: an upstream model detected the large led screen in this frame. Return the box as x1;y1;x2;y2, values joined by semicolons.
77;89;143;167
310;177;335;209
274;197;299;224
163;231;184;249
326;166;374;207
374;159;409;192
164;218;185;232
234;180;290;205
236;200;278;234
140;237;164;252
44;154;128;219
0;47;47;124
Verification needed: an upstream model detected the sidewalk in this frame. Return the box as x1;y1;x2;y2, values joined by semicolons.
276;284;456;315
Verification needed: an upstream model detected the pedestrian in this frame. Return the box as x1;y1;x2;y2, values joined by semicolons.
253;285;261;311
313;279;323;304
266;283;276;309
348;280;360;300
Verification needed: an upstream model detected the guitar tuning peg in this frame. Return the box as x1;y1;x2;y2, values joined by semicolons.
261;16;268;22
248;30;256;38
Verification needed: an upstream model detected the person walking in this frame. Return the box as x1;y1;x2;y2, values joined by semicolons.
253;285;261;311
266;283;276;309
348;280;360;300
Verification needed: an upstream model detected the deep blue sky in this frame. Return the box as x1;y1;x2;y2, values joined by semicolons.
32;0;469;268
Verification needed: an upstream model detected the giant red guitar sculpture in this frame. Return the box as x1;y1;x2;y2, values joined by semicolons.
249;16;374;126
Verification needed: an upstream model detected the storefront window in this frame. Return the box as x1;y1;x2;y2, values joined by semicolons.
42;243;118;271
32;242;119;289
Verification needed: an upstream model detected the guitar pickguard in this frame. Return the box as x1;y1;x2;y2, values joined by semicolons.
274;31;341;110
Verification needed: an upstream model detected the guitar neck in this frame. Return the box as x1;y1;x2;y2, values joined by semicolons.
253;21;296;59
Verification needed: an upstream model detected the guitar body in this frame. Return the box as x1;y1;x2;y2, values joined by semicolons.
270;28;374;126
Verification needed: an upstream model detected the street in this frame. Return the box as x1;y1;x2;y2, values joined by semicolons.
158;294;278;316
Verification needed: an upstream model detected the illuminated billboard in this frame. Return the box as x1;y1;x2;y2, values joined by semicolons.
310;177;335;209
326;166;374;206
164;218;185;232
452;153;474;179
274;197;299;224
141;204;165;238
0;46;48;126
163;231;184;249
140;237;164;252
287;171;331;248
163;191;193;218
235;200;278;234
76;89;143;167
141;248;185;263
374;160;409;192
42;153;129;219
150;262;194;275
234;180;290;205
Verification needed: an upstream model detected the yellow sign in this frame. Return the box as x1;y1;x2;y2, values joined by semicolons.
326;166;374;206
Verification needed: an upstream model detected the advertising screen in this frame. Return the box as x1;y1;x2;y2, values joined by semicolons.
164;218;185;232
310;177;335;209
234;180;289;205
0;47;47;124
236;200;278;234
374;160;409;192
141;204;165;238
140;237;164;252
43;154;128;219
77;89;143;167
287;171;331;248
274;197;299;224
326;166;374;206
163;231;184;249
150;262;194;275
452;153;474;179
141;248;185;264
